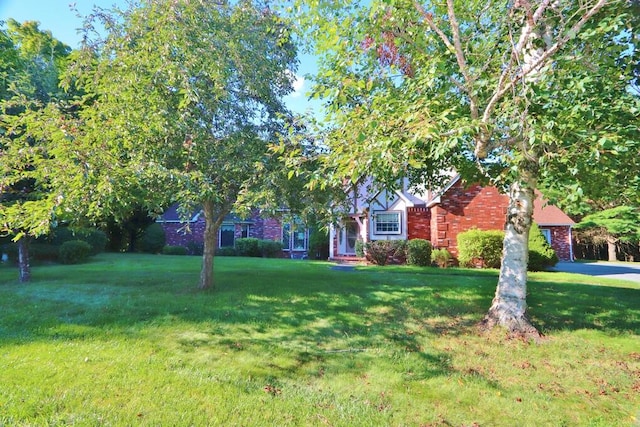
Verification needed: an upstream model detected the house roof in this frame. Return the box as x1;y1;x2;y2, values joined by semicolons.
533;196;575;226
157;204;201;223
157;204;254;224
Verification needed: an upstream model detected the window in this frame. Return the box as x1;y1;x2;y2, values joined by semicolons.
219;224;235;247
241;224;251;239
540;228;552;244
282;223;291;250
282;218;308;251
374;211;401;234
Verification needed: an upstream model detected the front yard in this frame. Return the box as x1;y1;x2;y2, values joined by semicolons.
0;254;638;426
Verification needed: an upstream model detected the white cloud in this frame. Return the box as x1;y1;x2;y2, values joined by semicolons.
285;70;305;98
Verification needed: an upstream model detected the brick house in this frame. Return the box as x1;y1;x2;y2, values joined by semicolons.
157;205;311;257
329;175;574;263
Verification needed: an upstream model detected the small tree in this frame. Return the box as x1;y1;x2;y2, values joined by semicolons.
72;0;298;289
0;20;73;282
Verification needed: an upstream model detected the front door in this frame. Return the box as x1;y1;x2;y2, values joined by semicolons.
339;219;359;255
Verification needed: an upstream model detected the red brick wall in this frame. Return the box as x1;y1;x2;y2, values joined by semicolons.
435;183;508;257
161;221;205;247
407;207;431;241
542;226;573;261
161;209;284;249
262;218;282;242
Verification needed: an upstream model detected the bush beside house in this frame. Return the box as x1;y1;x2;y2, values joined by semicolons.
457;229;504;268
456;226;558;271
406;239;432;266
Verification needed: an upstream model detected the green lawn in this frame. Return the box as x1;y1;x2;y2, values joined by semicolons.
0;254;638;426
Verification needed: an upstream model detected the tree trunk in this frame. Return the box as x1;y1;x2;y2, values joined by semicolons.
480;179;541;338
17;236;31;283
199;200;221;290
606;239;617;262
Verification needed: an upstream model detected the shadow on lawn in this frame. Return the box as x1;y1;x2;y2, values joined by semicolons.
1;260;637;394
1;263;638;355
527;279;640;334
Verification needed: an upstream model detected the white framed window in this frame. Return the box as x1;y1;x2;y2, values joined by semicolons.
282;218;308;251
540;228;552;244
219;224;235;247
373;211;401;235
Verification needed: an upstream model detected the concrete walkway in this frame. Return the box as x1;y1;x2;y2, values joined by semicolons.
551;261;640;283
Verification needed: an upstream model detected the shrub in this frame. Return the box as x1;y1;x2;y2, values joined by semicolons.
390;240;408;264
235;238;261;257
216;247;236;256
186;241;204;256
364;240;409;265
49;227;75;246
355;240;365;258
162;245;188;255
140;223;166;254
407;239;432;266
431;248;452;268
528;223;559;271
457;228;504;268
365;241;390;265
74;229;108;255
30;244;60;262
3;243;61;263
49;227;107;255
308;228;329;260
59;240;92;264
258;240;283;258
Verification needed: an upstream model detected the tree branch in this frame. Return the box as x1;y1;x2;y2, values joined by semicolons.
446;0;479;120
477;0;609;158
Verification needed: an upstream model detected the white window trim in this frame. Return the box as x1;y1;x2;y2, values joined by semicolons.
540;228;552;244
373;210;402;235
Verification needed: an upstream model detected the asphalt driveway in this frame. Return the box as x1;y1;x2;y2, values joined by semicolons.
552;261;640;283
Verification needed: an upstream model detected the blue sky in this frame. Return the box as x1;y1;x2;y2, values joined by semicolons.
0;0;320;116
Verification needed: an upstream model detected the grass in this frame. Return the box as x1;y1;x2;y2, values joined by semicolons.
0;253;638;426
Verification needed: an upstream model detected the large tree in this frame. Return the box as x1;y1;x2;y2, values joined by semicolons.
295;0;639;336
0;20;73;282
71;0;298;289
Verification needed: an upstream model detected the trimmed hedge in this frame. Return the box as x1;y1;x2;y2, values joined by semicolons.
457;228;504;268
162;245;188;255
59;240;92;264
456;225;559;271
235;238;261;257
258;240;283;258
407;239;432;266
216;247;236;256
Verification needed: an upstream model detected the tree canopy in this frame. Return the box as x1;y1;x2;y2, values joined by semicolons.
0;19;74;282
293;0;639;336
70;0;299;289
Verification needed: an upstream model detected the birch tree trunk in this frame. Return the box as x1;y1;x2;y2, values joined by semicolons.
17;236;31;283
199;200;221;290
481;173;540;338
